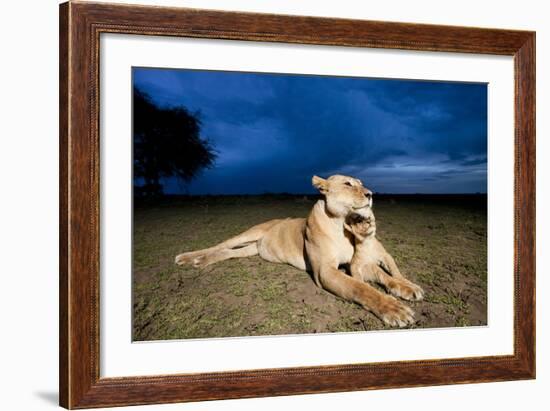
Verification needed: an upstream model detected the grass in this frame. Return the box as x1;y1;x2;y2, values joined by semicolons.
132;194;487;341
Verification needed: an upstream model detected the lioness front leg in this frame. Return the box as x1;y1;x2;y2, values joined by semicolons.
319;267;414;327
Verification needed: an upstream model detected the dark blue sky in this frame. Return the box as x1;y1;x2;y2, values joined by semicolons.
133;67;487;194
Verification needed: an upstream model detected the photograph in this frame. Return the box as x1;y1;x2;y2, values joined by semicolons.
132;67;488;341
49;1;538;408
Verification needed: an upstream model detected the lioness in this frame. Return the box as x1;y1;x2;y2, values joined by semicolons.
344;209;424;326
175;175;418;326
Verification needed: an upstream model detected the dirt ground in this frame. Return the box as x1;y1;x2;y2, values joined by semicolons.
132;194;487;341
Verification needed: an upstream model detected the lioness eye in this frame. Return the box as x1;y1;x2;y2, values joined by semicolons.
345;182;352;186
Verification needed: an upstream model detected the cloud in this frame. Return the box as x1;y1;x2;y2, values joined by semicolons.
133;68;487;194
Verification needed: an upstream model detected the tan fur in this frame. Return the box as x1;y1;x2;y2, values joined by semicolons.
175;174;417;327
344;209;424;326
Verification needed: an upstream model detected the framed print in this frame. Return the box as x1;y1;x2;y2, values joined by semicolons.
59;1;535;409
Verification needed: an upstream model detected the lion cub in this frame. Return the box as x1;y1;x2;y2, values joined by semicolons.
344;209;424;326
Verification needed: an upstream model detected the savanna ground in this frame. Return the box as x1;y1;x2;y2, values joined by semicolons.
133;194;487;341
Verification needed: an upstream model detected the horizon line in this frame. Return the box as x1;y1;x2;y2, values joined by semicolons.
140;192;488;196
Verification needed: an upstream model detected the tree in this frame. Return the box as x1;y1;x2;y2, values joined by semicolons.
133;87;216;196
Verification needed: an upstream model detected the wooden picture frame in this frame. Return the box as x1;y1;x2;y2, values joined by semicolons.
59;1;535;408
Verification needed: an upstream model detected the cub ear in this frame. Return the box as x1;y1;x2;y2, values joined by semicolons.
312;175;328;194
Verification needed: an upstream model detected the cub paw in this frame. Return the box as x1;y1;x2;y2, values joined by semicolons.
390;280;424;301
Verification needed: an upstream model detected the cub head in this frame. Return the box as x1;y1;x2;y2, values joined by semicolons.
312;174;373;218
344;209;376;242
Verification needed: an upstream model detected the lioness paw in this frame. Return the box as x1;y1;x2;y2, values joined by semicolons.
193;254;219;269
192;255;206;268
175;253;193;266
376;296;415;327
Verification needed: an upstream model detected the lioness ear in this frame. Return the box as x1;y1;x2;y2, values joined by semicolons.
312;175;328;194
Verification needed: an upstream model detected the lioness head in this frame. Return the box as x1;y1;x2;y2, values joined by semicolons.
312;174;373;218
